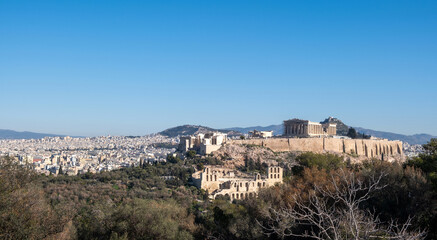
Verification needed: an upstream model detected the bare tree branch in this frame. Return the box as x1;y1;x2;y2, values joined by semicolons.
258;169;427;240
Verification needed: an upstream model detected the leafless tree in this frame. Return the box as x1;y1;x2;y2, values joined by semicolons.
258;169;427;240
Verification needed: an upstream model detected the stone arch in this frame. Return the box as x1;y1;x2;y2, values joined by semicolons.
240;193;244;199
397;144;401;154
214;175;217;181
390;146;393;155
232;193;234;199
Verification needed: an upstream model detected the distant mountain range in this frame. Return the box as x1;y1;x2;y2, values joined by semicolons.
0;129;71;139
2;119;435;145
354;127;435;145
159;117;435;145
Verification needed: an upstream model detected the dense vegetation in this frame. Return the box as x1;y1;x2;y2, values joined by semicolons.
1;139;437;239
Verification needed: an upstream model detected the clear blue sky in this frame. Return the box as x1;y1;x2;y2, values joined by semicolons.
1;0;436;136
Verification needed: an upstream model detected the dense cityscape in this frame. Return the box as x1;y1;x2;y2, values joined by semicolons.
0;135;177;175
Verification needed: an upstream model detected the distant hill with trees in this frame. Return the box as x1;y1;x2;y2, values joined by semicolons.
320;116;349;136
158;125;241;137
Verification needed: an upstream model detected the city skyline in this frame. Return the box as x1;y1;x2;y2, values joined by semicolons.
1;1;437;136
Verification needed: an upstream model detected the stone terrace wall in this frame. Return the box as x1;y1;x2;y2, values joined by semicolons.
228;138;403;160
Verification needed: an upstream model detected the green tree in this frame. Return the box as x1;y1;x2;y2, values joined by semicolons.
293;152;344;175
423;138;437;154
347;127;358;139
186;150;196;159
166;154;181;164
0;156;65;239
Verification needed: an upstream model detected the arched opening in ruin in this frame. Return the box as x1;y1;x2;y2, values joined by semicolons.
240;193;244;199
214;175;217;181
390;146;393;155
232;193;235;199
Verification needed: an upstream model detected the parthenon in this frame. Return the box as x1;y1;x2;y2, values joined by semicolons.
284;118;336;137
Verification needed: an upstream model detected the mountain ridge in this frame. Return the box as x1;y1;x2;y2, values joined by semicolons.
0;129;84;139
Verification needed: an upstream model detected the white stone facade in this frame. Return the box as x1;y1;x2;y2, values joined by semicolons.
179;132;227;155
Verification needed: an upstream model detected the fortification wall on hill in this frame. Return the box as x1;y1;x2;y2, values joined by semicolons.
228;138;403;160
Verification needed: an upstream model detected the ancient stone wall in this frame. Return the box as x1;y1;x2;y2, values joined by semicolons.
192;166;283;201
228;138;403;160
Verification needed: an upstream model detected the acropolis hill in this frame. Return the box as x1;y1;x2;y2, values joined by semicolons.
179;117;404;162
229;118;403;161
